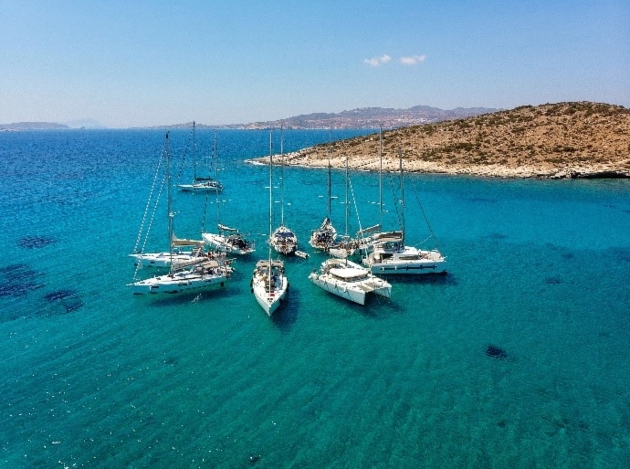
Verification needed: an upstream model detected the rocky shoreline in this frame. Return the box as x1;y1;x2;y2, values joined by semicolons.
246;151;630;180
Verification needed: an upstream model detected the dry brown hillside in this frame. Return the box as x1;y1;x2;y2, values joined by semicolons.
270;102;630;178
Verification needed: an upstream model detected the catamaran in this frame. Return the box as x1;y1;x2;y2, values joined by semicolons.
362;147;446;275
252;130;289;316
309;257;391;305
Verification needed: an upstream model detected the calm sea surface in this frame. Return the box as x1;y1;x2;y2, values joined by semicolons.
1;129;629;468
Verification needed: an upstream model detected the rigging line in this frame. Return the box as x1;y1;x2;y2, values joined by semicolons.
133;172;167;280
348;175;363;241
385;170;403;230
140;171;167;256
174;125;195;181
412;184;440;251
133;146;165;254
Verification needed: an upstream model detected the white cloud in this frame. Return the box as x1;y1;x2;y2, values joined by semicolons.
363;54;392;67
399;55;427;65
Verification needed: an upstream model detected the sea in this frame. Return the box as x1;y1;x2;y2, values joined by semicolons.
1;128;629;469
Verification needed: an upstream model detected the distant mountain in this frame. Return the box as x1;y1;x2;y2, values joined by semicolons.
220;105;500;129
65;118;106;129
0;122;69;131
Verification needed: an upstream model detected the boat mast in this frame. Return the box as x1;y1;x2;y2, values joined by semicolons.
327;130;332;220
345;151;349;237
399;146;405;246
192;121;197;181
268;129;274;279
279;125;285;227
166;131;174;271
213;130;221;228
379;125;383;228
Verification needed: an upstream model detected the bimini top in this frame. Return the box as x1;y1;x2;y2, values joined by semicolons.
329;267;369;281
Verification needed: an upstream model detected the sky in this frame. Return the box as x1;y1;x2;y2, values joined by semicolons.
1;0;628;128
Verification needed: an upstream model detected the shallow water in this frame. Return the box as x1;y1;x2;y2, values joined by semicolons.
1;129;629;468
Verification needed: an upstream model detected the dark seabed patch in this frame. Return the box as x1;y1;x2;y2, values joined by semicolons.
608;247;630;263
486;232;508;240
545;277;562;285
43;289;83;313
18;235;57;249
485;344;508;359
0;264;45;297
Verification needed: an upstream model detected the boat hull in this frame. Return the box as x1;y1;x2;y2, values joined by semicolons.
252;277;288;316
202;233;255;255
128;270;228;295
308;272;366;305
130;251;201;269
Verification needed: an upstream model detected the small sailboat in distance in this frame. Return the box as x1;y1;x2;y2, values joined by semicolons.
176;121;223;193
251;129;289;316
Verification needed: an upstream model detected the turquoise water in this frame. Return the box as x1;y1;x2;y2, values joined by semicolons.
1;129;629;468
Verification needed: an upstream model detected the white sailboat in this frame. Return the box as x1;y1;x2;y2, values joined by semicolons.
201;130;255;255
252;130;288;316
128;132;233;295
176;121;223;193
309;136;338;251
308;257;391;305
130;132;207;269
270;127;298;256
356;125;402;254
362;147;447;275
328;152;359;258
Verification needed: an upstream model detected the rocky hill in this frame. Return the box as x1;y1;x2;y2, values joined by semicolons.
269;102;630;179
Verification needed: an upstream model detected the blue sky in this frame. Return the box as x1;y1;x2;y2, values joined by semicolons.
1;0;628;127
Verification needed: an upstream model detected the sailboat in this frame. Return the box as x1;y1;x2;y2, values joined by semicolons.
356;125;402;253
130;132;207;269
328;152;359;258
270;127;299;256
176;122;223;193
362;147;447;275
127;132;233;295
251;130;289;316
309;135;338;251
201;131;255;255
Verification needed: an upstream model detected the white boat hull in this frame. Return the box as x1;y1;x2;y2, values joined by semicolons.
252;276;288;316
364;249;447;275
129;251;203;269
128;266;229;295
308;259;392;305
202;232;255;255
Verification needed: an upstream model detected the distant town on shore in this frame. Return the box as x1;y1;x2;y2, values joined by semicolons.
1;104;499;131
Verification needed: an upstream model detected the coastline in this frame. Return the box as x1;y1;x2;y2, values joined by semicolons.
245;151;630;179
